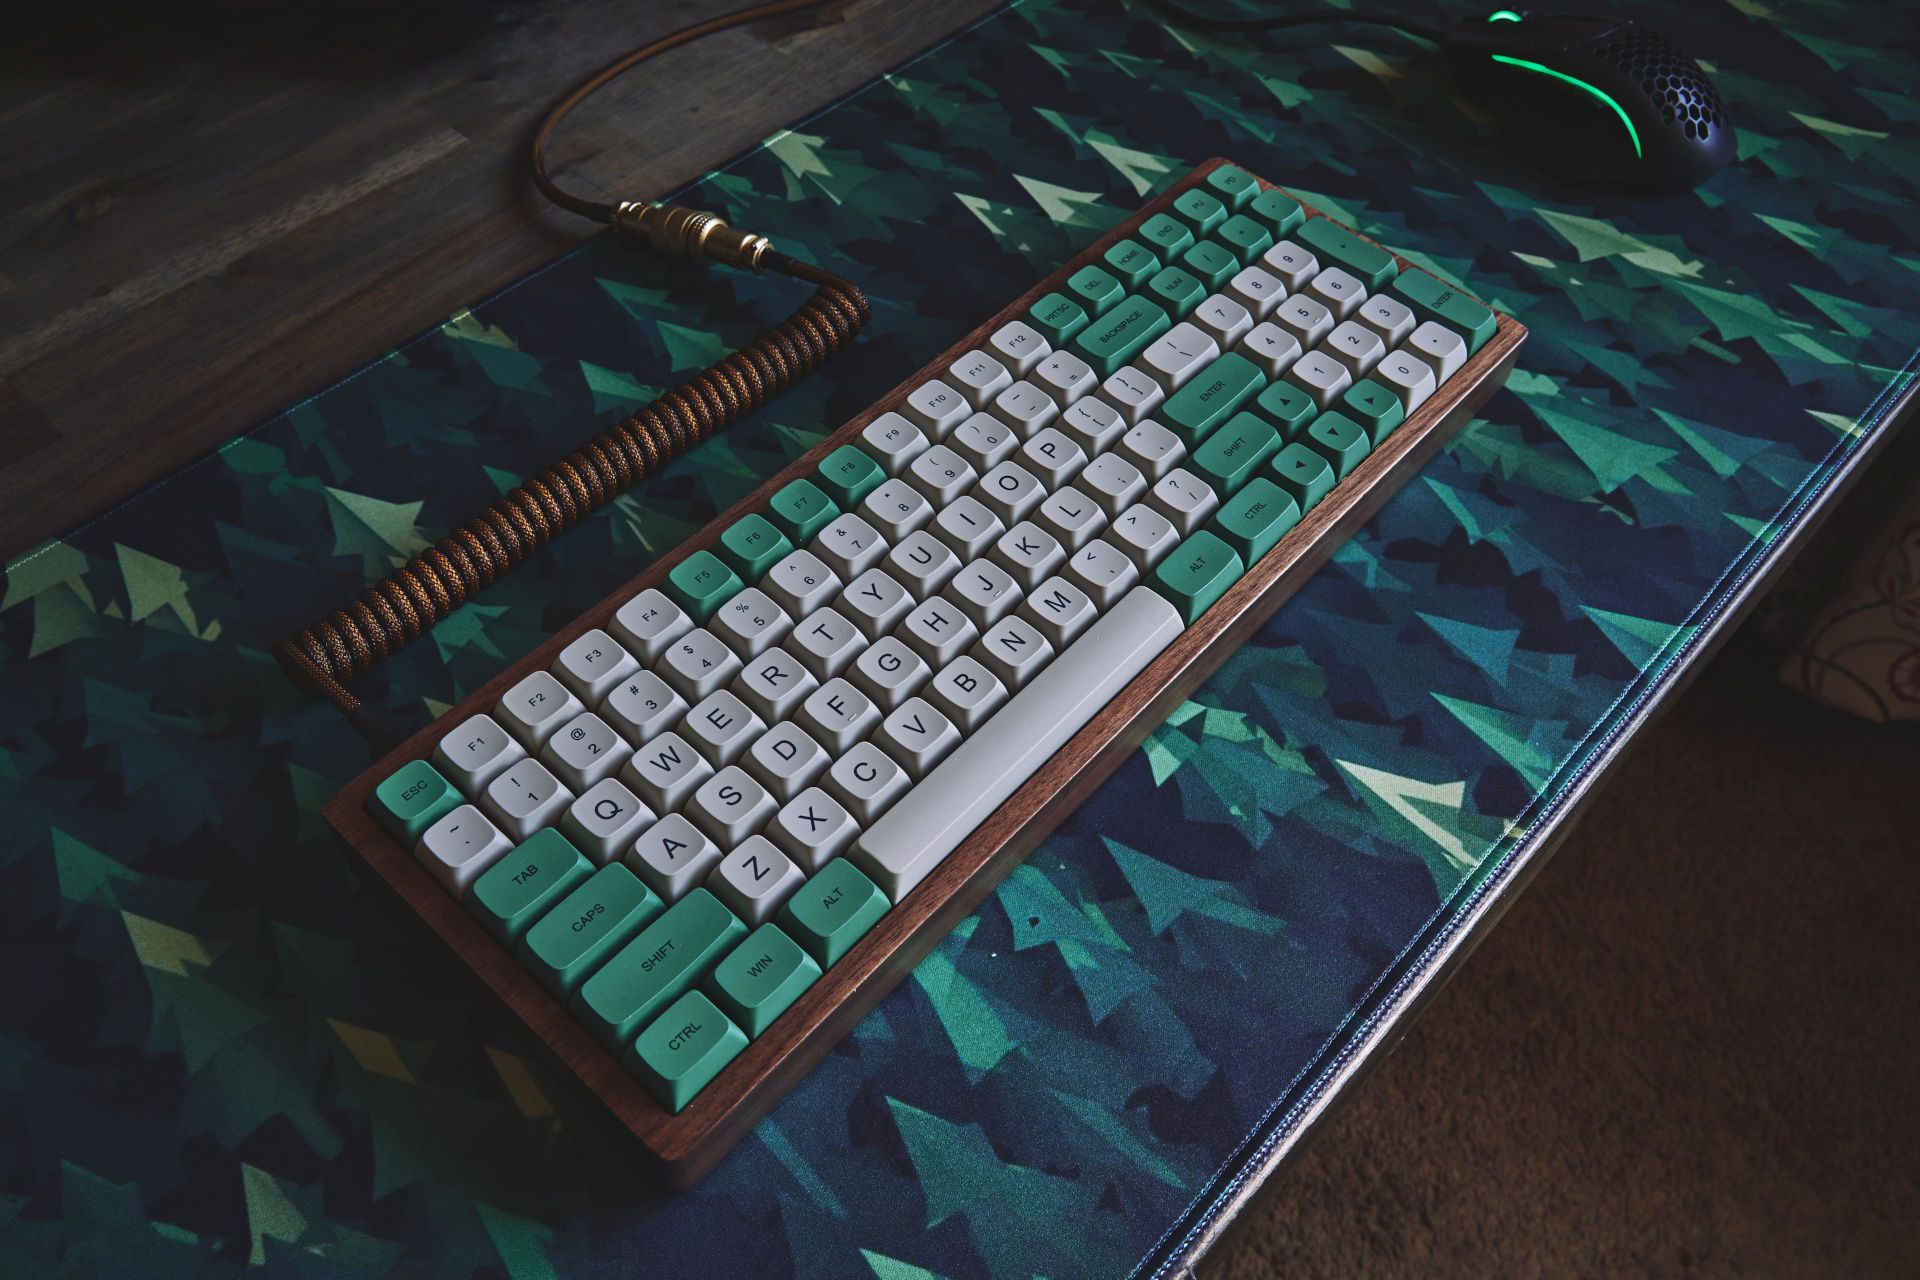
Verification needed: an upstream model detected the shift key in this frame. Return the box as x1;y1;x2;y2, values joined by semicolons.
571;888;745;1049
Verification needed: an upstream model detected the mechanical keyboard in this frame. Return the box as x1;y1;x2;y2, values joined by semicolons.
326;159;1525;1185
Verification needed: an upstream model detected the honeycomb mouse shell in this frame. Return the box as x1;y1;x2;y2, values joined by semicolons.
1446;12;1738;190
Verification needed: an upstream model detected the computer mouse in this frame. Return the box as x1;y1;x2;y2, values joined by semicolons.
1442;9;1736;190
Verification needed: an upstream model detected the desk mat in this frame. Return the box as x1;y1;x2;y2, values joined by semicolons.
3;1;1916;1275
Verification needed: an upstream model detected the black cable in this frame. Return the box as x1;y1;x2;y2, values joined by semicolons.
1142;0;1445;42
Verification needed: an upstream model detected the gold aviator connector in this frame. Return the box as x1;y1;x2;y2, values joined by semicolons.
611;200;773;271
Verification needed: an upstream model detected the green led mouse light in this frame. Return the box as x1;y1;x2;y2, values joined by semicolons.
1490;54;1644;159
1487;9;1523;20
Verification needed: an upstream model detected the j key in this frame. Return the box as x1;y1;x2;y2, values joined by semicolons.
843;567;915;637
906;443;978;506
859;411;929;476
932;495;1005;561
987;318;1051;377
1078;452;1149;517
626;812;723;902
712;587;792;658
483;758;574;842
621;730;714;813
826;741;912;825
897;596;980;667
434;713;526;794
659;628;743;700
611;588;693;663
789;607;867;680
541;711;633;791
497;670;584;749
564;778;656;865
1064;537;1141;609
1116;419;1186;480
767;786;859;872
553;628;639;704
688;765;778;848
798;677;882;753
708;835;805;926
743;721;830;802
950;558;1022;631
887;529;962;596
763;548;841;619
1096;364;1166;425
1036;486;1108;551
904;379;970;437
950;411;1020;474
682;689;766;766
417;805;513;895
876;696;963;778
1020;427;1088;489
603;671;687;744
927;655;1009;732
947;348;1013;409
851;635;933;711
811;511;888;580
1020;575;1098;649
974;613;1055;689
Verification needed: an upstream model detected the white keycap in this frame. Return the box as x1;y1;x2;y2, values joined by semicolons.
851;635;932;711
1274;294;1334;348
860;478;934;541
1032;350;1097;406
859;411;928;476
1058;394;1126;456
1324;319;1386;380
975;613;1054;689
897;596;979;667
844;567;915;637
1097;364;1166;425
433;713;524;794
1111;502;1182;571
1116;419;1186;480
1285;349;1353;410
1357;294;1415;347
811;511;888;580
610;588;692;663
682;689;765;766
1020;428;1088;489
1191;293;1253;349
1306;265;1366;319
621;730;713;813
1079;452;1149;516
988;380;1059;437
708;835;806;926
416;805;512;896
1407;320;1467;382
790;607;866;679
602;670;687;744
1226;263;1285;318
763;548;841;619
541;710;632;791
1375;348;1438;412
711;587;792;658
659;627;743;700
905;443;978;507
496;670;583;749
482;758;573;842
1036;486;1108;551
1147;467;1219;535
947;348;1014;409
798;678;881;752
904;379;970;437
1140;322;1219;391
950;558;1022;632
987;318;1051;377
1064;538;1141;609
733;645;817;722
887;529;962;596
743;720;830;802
927;655;1008;732
562;778;655;865
626;811;723;902
1260;239;1318;290
876;697;962;779
991;520;1066;591
976;460;1045;526
932;495;1004;562
1020;575;1098;649
950;411;1020;474
826;741;911;824
767;786;859;872
688;765;777;847
1237;321;1303;379
553;629;639;704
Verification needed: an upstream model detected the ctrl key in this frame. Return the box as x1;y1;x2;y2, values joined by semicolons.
627;991;746;1114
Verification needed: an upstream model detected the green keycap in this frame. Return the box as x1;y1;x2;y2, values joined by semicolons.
1191;412;1281;495
1251;380;1318;440
780;858;890;968
1271;441;1337;509
628;990;746;1113
1389;269;1497;354
370;760;461;843
1066;264;1125;318
1205;163;1259;210
1137;212;1194;262
517;862;663;998
1102;238;1160;287
715;514;792;582
1028;291;1089;345
469;828;592;944
815;444;884;508
1249;187;1305;237
1209;476;1301;563
1303;410;1372;478
1215;214;1275;265
1171;187;1227;236
767;478;839;545
666;550;743;624
1161;351;1264;444
1145;265;1205;317
707;923;820;1036
1297;217;1398;290
1340;379;1406;444
1180;240;1238;290
1150;529;1245;624
1069;293;1171;378
572;886;744;1047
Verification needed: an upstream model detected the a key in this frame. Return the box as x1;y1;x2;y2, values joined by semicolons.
743;721;830;802
858;411;928;477
1284;349;1354;410
1032;350;1097;406
434;713;525;794
974;613;1054;689
417;804;513;895
843;567;915;637
708;836;806;927
1406;320;1467;382
931;495;1004;562
886;529;962;596
947;348;1013;409
610;588;693;663
1306;265;1366;319
1036;486;1108;550
496;670;584;749
621;730;713;813
1226;263;1285;318
1110;502;1183;572
553;629;639;704
789;607;867;679
905;444;978;507
1078;452;1149;517
850;635;933;711
826;741;912;825
1374;348;1438;413
1064;537;1142;609
688;766;778;847
626;812;723;902
1323;319;1386;380
1273;293;1334;349
763;548;841;619
1356;294;1415;348
1148;467;1220;535
976;459;1045;526
991;520;1067;591
602;671;687;744
897;596;980;667
1058;394;1126;456
1236;320;1303;379
681;689;765;766
1116;419;1187;480
483;758;574;842
541;710;632;791
1097;364;1166;425
798;678;881;753
987;318;1051;377
904;379;970;437
1020;575;1099;648
1260;239;1319;290
950;558;1022;631
811;511;888;580
711;587;792;658
659;627;743;700
927;655;1009;732
860;478;935;541
988;380;1060;438
950;411;1020;474
1191;293;1254;349
767;786;860;872
563;778;655;865
875;696;962;778
1020;428;1088;489
1139;322;1220;391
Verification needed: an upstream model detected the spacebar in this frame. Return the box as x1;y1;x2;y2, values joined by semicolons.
850;587;1186;903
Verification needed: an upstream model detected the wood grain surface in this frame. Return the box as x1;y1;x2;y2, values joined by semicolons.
325;159;1527;1185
